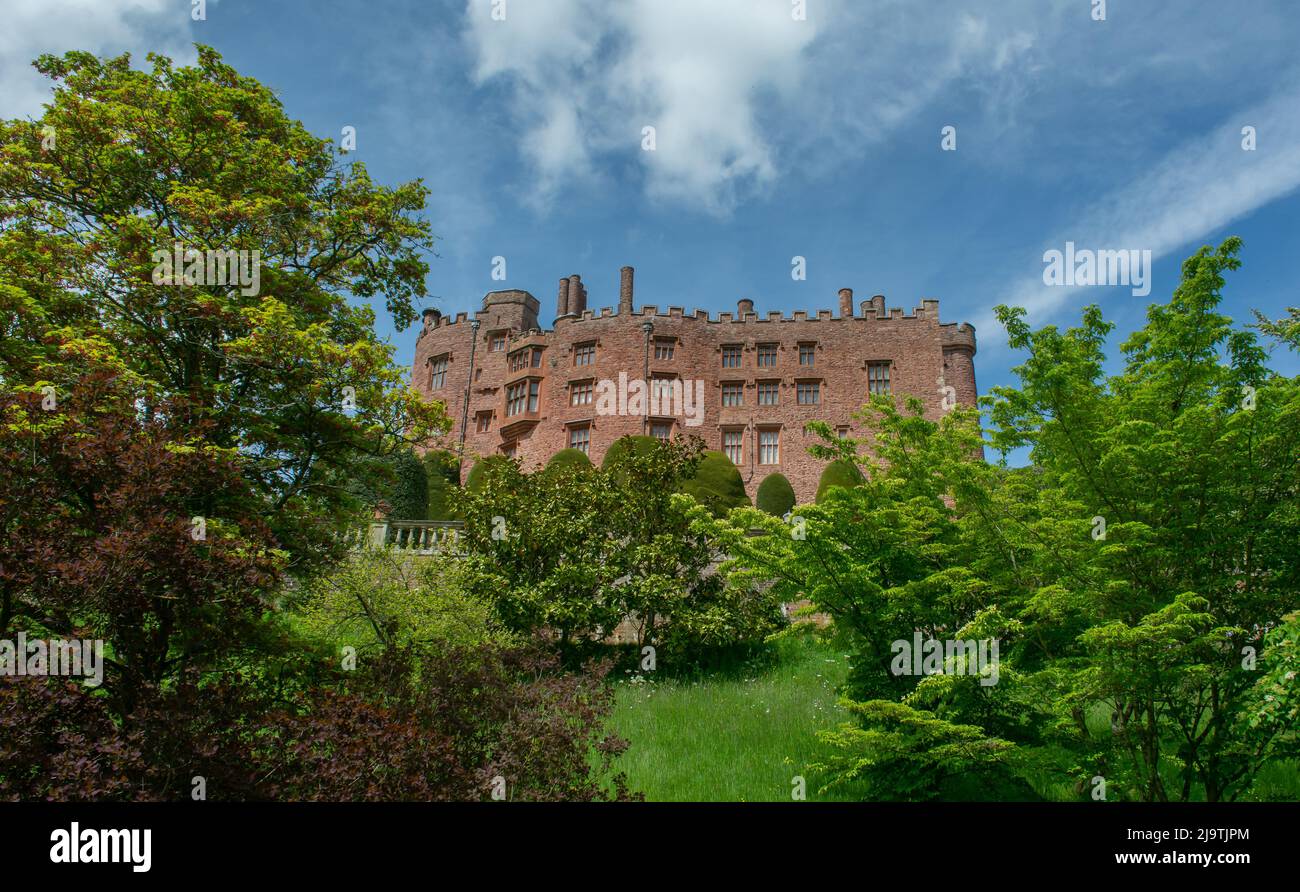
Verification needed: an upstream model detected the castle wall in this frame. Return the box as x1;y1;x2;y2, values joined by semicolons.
411;270;978;506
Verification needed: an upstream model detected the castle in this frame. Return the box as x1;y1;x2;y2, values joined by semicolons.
411;266;977;504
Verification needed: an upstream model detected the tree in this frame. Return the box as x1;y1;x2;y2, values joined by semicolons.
0;46;448;573
457;438;782;666
755;473;796;516
544;448;593;475
717;238;1300;801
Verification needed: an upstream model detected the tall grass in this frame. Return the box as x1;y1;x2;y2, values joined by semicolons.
609;631;860;802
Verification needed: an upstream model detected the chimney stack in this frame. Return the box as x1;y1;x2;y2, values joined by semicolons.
737;298;755;317
838;288;854;318
557;278;571;317
619;266;635;315
568;274;586;316
870;294;886;317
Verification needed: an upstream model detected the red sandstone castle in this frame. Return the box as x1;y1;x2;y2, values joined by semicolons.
411;266;977;505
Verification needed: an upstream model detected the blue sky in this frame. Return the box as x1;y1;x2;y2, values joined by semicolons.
5;0;1299;448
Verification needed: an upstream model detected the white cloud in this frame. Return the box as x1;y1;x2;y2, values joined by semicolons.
462;0;1047;214
0;0;195;119
977;81;1300;343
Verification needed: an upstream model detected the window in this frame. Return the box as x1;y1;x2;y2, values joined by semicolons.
654;339;675;361
651;377;678;409
650;421;673;441
531;348;543;368
429;354;448;390
799;343;816;367
797;381;821;405
476;411;492;433
507;348;533;373
722;381;744;407
570;380;594;407
759;429;780;465
757;380;780;406
506;379;539;416
868;361;891;395
836;426;850;439
574;342;596;366
569;426;591;454
757;344;778;368
721;344;742;368
489;333;506;353
502;442;517;458
723;430;743;465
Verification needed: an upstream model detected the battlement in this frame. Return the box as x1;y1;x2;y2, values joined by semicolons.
417;268;971;341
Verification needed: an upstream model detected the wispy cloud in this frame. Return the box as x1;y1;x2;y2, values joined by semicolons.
0;0;196;119
978;80;1300;345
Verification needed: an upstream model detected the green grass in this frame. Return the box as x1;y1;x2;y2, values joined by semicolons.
609;631;861;801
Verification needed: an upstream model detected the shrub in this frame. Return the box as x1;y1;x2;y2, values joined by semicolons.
756;473;796;516
679;450;750;517
816;459;864;502
423;450;461;520
388;448;428;520
600;435;659;469
544;448;593;475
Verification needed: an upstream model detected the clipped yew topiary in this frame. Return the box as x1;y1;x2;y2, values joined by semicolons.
545;448;593;474
423;449;461;520
756;473;796;516
815;459;864;502
679;450;750;517
601;434;660;469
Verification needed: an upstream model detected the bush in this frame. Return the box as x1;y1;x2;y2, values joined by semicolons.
423;450;461;520
0;643;638;802
293;549;509;656
755;473;796;516
816;459;864;502
601;435;659;469
388;448;429;520
679;450;750;517
544;448;593;475
465;456;513;491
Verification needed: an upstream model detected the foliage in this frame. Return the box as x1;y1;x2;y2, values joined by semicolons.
718;238;1300;801
456;437;784;667
423;449;461;520
815;458;864;502
0;642;636;801
293;548;508;657
678;449;750;517
600;434;659;469
755;473;796;516
544;447;593;475
0;46;448;573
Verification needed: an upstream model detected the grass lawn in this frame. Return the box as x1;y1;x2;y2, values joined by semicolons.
609;630;863;802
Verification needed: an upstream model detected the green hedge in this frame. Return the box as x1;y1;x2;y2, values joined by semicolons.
679;450;750;517
815;459;864;502
756;473;796;516
601;435;660;469
545;448;593;474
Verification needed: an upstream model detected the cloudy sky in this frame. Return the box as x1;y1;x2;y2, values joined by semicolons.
5;0;1299;435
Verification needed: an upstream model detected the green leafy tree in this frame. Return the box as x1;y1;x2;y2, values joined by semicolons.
678;449;750;517
0;47;448;571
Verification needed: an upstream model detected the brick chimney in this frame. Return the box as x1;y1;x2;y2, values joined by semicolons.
870;294;886;317
838;288;854;318
557;278;571;317
737;298;755;317
619;266;635;315
568;274;586;315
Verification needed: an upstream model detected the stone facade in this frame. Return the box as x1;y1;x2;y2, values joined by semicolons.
411;266;977;505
